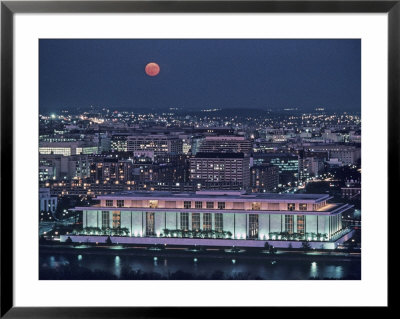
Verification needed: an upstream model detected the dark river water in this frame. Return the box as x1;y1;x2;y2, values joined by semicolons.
39;250;361;280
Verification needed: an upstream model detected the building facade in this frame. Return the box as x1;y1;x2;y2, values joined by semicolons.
39;141;99;156
250;164;279;192
39;154;91;180
89;157;133;182
190;153;250;189
39;188;58;213
127;135;183;155
253;153;299;186
198;136;252;155
306;144;361;166
63;190;354;249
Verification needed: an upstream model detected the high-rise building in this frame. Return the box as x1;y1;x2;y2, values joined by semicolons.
298;151;326;182
127;134;183;155
198;136;252;155
253;153;299;186
89;157;133;182
190;152;250;189
110;134;129;152
250;164;279;192
39;154;91;180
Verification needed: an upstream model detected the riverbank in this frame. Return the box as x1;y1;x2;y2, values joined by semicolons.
39;243;361;263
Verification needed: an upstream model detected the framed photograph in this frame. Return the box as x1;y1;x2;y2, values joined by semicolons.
1;0;394;316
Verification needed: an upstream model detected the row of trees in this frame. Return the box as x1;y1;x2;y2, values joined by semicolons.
162;229;233;239
268;231;328;241
73;227;130;237
71;227;329;242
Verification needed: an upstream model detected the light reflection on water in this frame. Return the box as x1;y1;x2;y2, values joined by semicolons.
114;256;121;277
40;253;360;280
310;262;319;278
46;255;70;269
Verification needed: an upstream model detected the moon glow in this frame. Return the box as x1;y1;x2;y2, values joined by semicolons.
145;62;160;77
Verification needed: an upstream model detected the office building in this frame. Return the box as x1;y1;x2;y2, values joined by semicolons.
198;136;252;154
250;164;279;192
253;153;299;186
39;141;99;156
190;152;250;189
89;157;133;182
39;154;90;180
111;134;129;152
127;134;183;155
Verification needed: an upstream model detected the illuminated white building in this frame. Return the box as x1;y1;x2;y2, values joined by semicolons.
39;141;98;156
62;190;354;249
127;135;183;155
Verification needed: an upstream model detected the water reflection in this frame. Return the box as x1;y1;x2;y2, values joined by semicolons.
310;262;319;278
47;255;70;268
40;253;360;280
114;256;121;277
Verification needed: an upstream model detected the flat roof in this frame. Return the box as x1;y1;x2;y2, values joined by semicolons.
194;152;246;159
96;191;330;202
73;203;352;215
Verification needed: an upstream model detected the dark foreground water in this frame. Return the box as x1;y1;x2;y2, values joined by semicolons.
39;250;361;280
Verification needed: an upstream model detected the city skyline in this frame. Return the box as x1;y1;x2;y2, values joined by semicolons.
38;39;361;281
39;39;361;113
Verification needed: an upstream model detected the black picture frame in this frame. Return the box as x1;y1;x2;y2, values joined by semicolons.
0;0;395;317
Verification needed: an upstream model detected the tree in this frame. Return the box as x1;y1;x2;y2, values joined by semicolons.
65;236;73;243
347;240;357;252
269;245;277;255
301;241;312;251
105;236;112;245
264;242;271;250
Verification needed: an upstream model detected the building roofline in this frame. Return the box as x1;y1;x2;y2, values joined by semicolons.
92;191;331;203
71;203;350;216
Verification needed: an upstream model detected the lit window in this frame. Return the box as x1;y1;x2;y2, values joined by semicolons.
149;200;158;208
203;213;212;230
192;213;200;231
249;214;259;239
102;211;109;229
285;215;294;234
215;213;223;232
112;211;121;228
195;201;203;209
299;203;307;211
146;212;155;236
106;200;113;207
180;212;189;231
206;202;214;209
287;203;295;211
297;215;305;235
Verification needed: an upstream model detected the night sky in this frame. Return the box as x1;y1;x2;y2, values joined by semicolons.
39;39;360;113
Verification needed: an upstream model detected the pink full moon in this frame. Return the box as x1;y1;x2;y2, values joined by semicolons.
145;62;160;76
